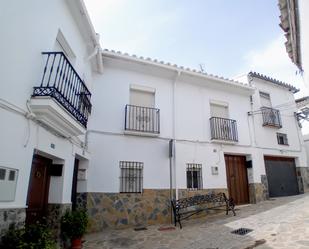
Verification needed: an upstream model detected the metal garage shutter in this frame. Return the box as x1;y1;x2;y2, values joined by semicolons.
264;156;299;197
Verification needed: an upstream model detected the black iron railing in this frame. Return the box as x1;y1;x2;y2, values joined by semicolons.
261;107;282;128
32;52;91;128
210;117;238;142
125;104;160;134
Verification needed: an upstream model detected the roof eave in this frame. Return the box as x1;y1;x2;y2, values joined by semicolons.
102;50;255;93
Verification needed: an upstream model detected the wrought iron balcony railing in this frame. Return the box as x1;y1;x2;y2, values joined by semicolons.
32;52;91;128
261;107;282;128
210;117;238;142
125;104;160;134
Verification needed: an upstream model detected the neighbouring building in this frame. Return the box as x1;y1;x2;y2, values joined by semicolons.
75;50;308;232
0;0;103;237
278;0;309;86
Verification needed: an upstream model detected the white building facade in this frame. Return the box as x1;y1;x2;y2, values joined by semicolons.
77;51;308;232
1;0;308;236
0;0;102;235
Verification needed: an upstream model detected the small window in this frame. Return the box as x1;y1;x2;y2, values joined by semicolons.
0;169;6;180
277;133;288;145
186;164;203;190
120;161;143;193
130;88;155;108
8;170;16;181
259;91;272;107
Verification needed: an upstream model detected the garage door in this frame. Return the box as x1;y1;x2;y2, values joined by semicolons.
264;156;299;197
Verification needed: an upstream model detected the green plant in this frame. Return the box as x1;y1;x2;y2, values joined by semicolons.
61;209;88;240
0;224;25;249
0;223;56;249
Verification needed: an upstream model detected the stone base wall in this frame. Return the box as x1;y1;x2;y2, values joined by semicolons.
46;203;71;244
296;167;309;193
0;208;26;237
78;188;229;232
249;175;269;204
77;189;171;232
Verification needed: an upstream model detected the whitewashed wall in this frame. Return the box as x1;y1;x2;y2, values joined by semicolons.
0;0;94;208
88;58;307;194
87;56;256;193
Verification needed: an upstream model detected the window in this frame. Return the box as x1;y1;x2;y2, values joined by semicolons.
186;164;203;190
210;103;229;118
0;169;5;180
54;30;76;62
130;86;155;108
259;91;272;107
120;161;143;193
277;133;288;145
8;170;15;181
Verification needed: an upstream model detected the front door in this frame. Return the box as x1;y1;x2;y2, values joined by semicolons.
224;155;249;205
71;158;79;211
26;155;51;224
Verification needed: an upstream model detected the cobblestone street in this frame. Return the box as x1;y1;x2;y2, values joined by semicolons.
84;193;309;249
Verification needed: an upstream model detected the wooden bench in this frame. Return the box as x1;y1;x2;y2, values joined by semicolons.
171;192;236;228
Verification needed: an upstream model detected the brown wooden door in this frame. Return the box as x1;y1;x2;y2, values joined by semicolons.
26;155;51;224
71;158;79;211
224;155;249;205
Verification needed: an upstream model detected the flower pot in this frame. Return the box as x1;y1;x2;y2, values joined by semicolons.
71;238;82;249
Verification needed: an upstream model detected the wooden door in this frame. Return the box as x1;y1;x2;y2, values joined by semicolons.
26;155;51;224
224;155;249;205
71;158;79;211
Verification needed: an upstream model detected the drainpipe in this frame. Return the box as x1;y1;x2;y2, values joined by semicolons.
247;74;257;147
85;33;104;74
171;70;181;202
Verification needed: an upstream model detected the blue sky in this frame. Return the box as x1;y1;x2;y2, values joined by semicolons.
84;0;307;97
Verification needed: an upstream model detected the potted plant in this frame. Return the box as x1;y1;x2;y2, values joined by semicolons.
61;209;88;249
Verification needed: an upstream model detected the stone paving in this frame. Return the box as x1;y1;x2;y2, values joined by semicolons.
84;193;309;249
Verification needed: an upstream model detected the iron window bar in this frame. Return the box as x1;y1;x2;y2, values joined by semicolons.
261;106;282;128
210;117;238;142
125;104;160;134
32;52;92;128
119;161;143;193
186;164;203;190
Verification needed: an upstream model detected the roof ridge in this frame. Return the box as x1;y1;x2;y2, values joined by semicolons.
102;48;250;88
248;71;299;93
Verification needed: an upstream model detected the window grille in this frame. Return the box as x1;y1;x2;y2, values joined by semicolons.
277;133;288;145
120;161;143;193
186;164;203;190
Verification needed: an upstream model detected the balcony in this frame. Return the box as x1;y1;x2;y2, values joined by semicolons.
30;52;91;137
261;107;282;128
210;117;238;142
124;104;160;135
